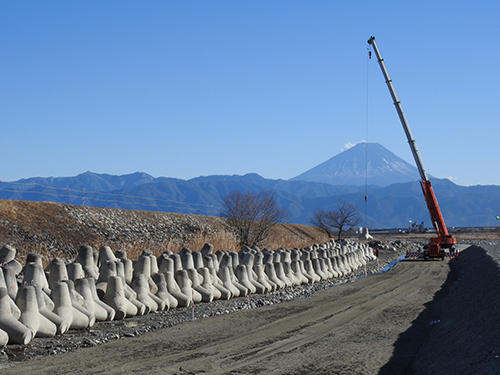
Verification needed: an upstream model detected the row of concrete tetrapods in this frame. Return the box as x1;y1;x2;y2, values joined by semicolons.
0;239;377;346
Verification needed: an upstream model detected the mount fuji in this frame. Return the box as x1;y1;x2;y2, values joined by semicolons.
289;142;422;187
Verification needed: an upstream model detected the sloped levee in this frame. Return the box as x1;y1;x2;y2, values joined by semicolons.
379;245;500;375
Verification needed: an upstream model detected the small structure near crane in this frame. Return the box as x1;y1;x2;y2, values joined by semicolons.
408;220;426;234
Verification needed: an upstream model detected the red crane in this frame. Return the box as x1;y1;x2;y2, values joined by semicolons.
367;36;457;259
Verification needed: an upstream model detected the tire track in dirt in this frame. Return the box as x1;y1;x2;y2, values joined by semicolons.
204;261;449;375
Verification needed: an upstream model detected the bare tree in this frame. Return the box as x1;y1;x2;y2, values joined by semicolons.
221;190;289;247
310;208;334;237
310;201;361;240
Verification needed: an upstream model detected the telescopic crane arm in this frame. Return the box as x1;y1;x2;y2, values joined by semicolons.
367;36;456;256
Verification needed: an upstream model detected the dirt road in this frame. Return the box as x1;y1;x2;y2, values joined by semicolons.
1;258;453;375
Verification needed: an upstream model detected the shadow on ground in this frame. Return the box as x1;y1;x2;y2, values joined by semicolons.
379;245;500;375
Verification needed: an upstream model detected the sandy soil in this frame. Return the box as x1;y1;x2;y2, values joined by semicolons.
2;242;500;375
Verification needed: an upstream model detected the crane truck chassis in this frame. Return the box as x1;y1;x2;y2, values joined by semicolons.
367;36;458;260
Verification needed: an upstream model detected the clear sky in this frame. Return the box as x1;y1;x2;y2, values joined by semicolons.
1;1;498;186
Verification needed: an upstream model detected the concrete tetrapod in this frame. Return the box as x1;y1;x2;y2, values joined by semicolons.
0;328;8;347
197;267;221;300
338;255;351;275
311;258;328;281
335;256;348;277
102;276;137;320
0;268;21;320
0;287;33;345
23;253;49;290
169;254;183;273
192;252;204;270
115;250;133;285
148;253;159;275
291;260;310;284
0;245;16;265
204;263;232;300
200;243;214;257
203;253;220;272
244;264;267;294
52;282;90;330
176;269;202;304
235;265;256;295
302;259;321;284
87;277;115;321
74;278;107;322
135;250;158;276
133;255;158;295
163;271;191;307
219;257;248;298
187;268;213;303
283;262;302;286
319;258;333;279
218;266;241;298
2;265;19;300
75;245;99;280
65;278;84;306
67;262;85;281
157;254;173;274
264;263;286;290
16;285;57;338
229;251;239;268
330;257;343;278
240;253;268;294
253;253;275;290
3;258;23;276
346;253;358;272
96;260;117;298
320;253;338;279
253;264;274;293
124;291;146;317
47;258;69;291
151;273;176;309
34;284;70;334
274;262;293;287
98;246;117;264
131;274;160;313
146;284;167;311
178;247;196;271
297;256;316;284
23;262;51;294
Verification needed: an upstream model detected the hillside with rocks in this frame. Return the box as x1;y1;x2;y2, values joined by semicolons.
0;199;329;265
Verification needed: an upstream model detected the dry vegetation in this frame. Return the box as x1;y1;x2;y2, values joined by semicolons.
0;199;329;266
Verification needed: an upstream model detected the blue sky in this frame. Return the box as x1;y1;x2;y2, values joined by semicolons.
1;1;498;186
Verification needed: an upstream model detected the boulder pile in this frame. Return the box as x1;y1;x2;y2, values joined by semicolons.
0;239;376;346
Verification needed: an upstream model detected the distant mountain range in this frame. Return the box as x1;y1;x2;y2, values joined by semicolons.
1;143;499;229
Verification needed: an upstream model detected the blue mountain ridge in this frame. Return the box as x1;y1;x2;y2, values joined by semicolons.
1;144;499;228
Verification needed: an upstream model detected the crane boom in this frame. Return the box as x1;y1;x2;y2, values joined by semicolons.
367;36;456;258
